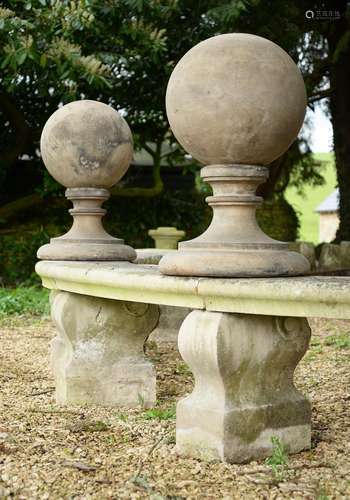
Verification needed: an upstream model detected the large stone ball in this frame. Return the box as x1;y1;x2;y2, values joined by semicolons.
40;100;133;188
166;33;307;166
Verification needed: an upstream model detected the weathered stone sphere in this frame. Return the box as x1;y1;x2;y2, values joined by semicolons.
40;100;133;187
166;33;307;166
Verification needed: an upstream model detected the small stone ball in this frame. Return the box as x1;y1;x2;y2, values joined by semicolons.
166;33;307;166
40;100;133;188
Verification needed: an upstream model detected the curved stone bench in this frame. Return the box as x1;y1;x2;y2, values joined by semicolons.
34;34;349;465
36;260;350;463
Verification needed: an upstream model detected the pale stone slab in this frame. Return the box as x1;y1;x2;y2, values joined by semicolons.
198;276;350;319
36;261;350;320
50;290;159;406
176;310;311;463
36;261;204;309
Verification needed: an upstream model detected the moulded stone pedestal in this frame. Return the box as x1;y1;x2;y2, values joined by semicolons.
148;227;185;250
50;290;159;406
38;188;136;262
160;34;309;278
37;100;136;262
160;165;310;278
176;310;311;463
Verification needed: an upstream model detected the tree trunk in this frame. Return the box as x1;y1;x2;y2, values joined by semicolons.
0;92;31;169
326;2;350;241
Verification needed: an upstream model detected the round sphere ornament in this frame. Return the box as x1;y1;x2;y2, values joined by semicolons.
166;33;307;166
40;100;133;188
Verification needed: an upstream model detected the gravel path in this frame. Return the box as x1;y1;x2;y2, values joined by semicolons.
0;316;349;499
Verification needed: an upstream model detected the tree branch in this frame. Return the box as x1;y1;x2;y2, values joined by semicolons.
142;142;156;157
309;88;332;103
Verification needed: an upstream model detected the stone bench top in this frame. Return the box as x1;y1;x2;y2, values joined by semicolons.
36;260;350;319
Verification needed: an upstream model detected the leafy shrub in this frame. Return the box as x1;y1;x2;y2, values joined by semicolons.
105;189;211;249
0;190;211;286
0;227;50;286
257;197;299;242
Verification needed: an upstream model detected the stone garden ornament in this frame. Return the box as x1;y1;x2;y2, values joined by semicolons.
37;100;136;261
160;33;310;277
35;35;318;462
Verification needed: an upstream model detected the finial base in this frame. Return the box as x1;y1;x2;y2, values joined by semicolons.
37;187;136;262
37;241;136;261
159;248;309;277
159;165;310;277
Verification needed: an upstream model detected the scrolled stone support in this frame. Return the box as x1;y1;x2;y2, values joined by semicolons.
50;290;159;407
176;310;311;463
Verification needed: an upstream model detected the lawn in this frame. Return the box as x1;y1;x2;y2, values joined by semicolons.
285;153;337;244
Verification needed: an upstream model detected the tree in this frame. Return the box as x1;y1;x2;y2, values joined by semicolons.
1;0;335;228
0;1;250;215
0;0;112;217
215;0;350;241
323;0;350;241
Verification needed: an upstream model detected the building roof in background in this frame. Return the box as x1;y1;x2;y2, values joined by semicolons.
315;188;339;213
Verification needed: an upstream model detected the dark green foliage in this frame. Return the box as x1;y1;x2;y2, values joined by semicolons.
105;190;211;249
0;287;49;316
257;197;299;242
0;227;49;286
0;189;211;286
0;190;299;286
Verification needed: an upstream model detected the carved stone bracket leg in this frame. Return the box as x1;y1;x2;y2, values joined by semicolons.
50;291;159;407
176;310;311;463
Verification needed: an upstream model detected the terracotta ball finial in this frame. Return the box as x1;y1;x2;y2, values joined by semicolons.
37;100;136;262
160;33;310;278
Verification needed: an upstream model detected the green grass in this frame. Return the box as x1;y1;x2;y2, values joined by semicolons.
0;287;50;317
142;406;176;421
324;333;350;349
285;153;337;244
265;436;289;481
